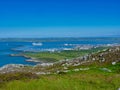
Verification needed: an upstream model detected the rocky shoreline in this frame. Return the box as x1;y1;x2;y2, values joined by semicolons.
10;53;42;64
9;44;120;64
0;46;120;75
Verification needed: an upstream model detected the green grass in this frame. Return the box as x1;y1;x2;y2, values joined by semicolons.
1;69;120;90
1;47;119;90
25;47;108;62
0;62;120;90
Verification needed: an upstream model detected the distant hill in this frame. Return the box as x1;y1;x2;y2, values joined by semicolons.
110;35;120;37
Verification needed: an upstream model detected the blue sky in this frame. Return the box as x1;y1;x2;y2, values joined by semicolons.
0;0;120;38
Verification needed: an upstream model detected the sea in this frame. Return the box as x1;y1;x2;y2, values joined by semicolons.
0;37;120;67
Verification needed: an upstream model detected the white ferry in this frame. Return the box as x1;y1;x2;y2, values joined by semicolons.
32;42;43;46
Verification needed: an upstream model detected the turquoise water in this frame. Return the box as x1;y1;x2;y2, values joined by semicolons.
0;42;37;67
0;37;120;67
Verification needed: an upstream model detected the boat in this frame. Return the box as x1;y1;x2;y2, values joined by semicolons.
32;42;43;46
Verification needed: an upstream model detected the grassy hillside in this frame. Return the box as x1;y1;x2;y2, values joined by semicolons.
0;66;119;90
0;46;120;90
0;62;120;90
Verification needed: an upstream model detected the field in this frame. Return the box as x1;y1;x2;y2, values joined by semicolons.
25;47;108;62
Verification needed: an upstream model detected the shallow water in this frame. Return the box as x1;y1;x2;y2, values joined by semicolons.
0;42;37;67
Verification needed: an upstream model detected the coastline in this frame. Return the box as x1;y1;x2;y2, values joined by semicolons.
1;46;120;75
9;45;119;64
10;53;42;63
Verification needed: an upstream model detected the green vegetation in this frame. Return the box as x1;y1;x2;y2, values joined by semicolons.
0;46;119;90
25;47;108;62
0;63;120;90
0;58;120;90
